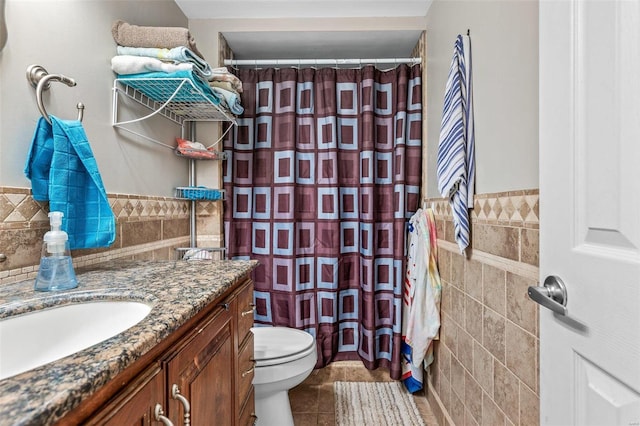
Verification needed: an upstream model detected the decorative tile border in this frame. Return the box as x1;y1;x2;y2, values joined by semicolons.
426;189;539;228
109;195;190;221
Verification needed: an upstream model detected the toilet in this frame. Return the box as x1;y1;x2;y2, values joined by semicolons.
251;327;317;426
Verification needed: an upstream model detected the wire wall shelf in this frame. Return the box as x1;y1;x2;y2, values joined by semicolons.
112;77;237;127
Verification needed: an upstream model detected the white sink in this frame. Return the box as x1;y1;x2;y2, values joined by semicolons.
0;300;152;380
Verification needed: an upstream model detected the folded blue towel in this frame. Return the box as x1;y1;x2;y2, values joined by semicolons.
117;70;222;106
25;116;116;250
210;86;244;115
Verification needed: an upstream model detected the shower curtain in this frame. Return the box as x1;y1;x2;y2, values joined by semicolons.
223;64;422;378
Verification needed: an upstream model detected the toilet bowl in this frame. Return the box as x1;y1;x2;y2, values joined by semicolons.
251;327;317;426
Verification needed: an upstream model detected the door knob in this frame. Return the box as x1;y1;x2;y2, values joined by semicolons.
528;275;568;315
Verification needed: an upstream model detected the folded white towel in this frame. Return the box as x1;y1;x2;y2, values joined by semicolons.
116;46;213;80
111;55;193;75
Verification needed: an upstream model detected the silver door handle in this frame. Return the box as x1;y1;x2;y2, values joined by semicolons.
154;404;174;426
171;384;191;426
528;275;568;315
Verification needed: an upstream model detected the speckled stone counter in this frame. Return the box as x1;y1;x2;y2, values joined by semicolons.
0;259;258;426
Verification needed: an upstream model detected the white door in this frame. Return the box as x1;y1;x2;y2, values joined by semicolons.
538;0;640;425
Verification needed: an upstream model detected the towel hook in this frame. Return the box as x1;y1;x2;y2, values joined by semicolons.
26;64;84;125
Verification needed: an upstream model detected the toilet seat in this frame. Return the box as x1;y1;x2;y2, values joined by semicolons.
251;327;316;367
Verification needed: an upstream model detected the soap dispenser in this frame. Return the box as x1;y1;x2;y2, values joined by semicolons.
34;211;78;291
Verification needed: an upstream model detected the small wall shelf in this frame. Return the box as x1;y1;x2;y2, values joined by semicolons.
174;147;227;161
175;247;226;261
175;187;225;201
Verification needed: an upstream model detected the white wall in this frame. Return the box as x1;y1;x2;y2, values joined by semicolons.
0;0;191;197
425;0;539;197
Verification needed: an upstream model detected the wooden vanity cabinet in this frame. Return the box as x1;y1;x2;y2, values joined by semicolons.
73;277;255;426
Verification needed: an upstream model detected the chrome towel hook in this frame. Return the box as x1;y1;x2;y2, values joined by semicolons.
26;65;84;125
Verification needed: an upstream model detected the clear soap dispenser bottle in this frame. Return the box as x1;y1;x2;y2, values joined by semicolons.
34;211;78;291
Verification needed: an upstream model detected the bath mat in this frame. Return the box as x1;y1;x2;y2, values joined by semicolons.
334;381;425;426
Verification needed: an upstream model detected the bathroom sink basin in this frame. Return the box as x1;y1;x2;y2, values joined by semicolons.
0;300;152;380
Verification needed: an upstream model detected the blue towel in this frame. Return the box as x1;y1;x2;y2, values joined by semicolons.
25;116;116;250
117;70;222;106
210;86;244;115
436;35;475;254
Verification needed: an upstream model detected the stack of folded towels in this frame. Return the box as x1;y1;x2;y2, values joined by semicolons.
209;67;244;114
110;20;244;115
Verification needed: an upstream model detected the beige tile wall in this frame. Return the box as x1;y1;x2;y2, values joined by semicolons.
0;186;221;286
425;190;540;426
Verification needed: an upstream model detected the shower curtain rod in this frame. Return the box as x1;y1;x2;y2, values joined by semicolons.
223;57;422;67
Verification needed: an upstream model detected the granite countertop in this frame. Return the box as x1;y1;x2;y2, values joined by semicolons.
0;259;258;426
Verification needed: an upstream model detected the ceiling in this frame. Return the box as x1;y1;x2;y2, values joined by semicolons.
174;0;431;20
174;0;431;61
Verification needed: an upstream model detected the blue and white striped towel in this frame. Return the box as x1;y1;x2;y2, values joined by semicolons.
436;35;475;254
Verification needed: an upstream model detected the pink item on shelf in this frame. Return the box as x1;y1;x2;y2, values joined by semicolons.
175;138;220;160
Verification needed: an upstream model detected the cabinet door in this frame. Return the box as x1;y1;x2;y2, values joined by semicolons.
237;333;254;417
165;307;234;425
238;388;256;426
87;365;165;426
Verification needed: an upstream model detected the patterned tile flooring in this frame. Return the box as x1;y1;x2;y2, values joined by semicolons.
289;361;439;426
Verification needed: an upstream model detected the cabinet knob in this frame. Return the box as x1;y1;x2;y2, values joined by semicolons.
154;403;174;426
171;384;191;426
219;302;230;311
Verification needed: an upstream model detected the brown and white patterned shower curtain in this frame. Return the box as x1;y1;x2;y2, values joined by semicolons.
223;64;422;378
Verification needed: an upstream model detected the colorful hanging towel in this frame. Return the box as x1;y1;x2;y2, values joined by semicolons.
436;34;475;254
25;116;116;250
401;208;442;393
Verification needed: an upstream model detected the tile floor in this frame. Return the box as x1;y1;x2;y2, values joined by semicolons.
289;361;439;426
